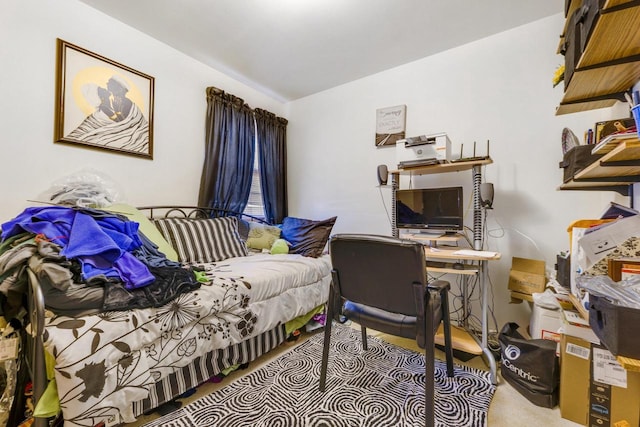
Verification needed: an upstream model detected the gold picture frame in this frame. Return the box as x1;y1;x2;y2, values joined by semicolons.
54;39;154;159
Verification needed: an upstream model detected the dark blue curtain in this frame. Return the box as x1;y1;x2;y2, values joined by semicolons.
255;109;288;224
198;87;255;214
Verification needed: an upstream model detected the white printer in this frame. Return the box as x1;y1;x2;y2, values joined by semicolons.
396;132;451;168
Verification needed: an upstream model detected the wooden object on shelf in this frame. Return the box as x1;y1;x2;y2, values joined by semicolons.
608;257;640;281
435;323;482;355
556;1;640;115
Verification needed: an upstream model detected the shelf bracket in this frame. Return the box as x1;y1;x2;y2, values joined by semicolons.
568;184;631;196
601;0;640;14
577;53;640;73
573;175;638;184
599;159;640;167
559;90;629;107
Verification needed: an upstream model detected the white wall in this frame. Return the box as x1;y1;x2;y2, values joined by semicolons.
286;14;633;328
1;3;636;329
0;0;285;223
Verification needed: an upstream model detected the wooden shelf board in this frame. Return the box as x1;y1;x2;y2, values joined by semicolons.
562;62;640;103
559;141;640;192
557;3;640;114
391;158;492;177
423;247;501;261
605;0;638;8
435;324;483;355
402;233;463;243
426;265;478;276
556;99;618;116
558;182;632;192
578;5;640;67
575;141;640;179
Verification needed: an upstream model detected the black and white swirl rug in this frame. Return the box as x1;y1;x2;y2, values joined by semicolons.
143;323;495;427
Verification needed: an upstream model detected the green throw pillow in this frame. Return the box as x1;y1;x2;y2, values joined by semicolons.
270;238;289;254
246;222;282;250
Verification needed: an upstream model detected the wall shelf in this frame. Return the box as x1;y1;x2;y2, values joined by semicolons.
559;140;640;194
556;1;640;115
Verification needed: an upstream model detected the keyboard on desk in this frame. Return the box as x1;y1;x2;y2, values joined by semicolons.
426;260;447;268
398;158;444;169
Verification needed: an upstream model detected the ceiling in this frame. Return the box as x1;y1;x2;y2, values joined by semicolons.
79;0;562;102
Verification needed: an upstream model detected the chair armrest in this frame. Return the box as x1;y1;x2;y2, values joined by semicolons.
427;279;450;294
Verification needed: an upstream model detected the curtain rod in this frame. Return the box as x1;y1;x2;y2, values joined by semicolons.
206;86;287;123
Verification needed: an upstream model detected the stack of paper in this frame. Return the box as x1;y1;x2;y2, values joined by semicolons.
591;132;639;155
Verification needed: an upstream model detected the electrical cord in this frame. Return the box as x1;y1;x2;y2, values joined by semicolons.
378;186;393;228
486;213;544;259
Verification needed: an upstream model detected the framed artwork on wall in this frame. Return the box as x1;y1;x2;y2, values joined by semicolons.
375;104;406;147
54;38;155;159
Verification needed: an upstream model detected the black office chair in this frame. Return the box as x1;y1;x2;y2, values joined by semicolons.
319;233;455;427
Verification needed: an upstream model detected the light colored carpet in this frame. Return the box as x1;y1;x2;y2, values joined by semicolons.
124;324;581;427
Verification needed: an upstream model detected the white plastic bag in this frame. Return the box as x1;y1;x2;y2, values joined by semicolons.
37;169;126;208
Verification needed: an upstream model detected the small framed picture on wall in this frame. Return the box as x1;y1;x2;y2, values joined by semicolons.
375;105;406;147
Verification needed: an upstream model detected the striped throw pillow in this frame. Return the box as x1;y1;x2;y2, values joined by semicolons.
153;217;248;263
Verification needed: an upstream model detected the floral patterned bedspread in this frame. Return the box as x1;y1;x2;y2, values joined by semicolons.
43;253;331;426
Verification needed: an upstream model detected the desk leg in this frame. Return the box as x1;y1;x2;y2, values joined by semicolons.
461;275;469;329
480;260;497;384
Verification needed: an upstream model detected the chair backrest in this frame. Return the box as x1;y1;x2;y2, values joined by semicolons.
329;233;426;316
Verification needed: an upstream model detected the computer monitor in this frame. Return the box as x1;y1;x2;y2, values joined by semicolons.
395;186;464;232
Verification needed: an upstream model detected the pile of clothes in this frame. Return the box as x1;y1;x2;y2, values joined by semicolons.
0;206;201;318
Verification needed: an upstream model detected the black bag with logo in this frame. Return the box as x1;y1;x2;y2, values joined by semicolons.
498;322;560;408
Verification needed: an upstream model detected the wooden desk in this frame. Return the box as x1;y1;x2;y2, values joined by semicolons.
422;245;502;383
392;159;498;383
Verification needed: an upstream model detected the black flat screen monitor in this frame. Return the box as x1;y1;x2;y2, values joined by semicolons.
396;186;464;231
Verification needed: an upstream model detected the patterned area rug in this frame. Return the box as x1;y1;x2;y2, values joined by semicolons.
142;323;495;427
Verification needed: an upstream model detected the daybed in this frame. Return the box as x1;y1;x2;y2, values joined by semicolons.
0;205;334;427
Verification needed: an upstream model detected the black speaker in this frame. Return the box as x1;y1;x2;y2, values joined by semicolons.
377;164;388;186
480;183;494;209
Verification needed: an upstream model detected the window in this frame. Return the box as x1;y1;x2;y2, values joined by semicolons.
244;133;265;219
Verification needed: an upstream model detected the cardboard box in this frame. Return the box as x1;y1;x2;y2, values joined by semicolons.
508;257;546;295
530;304;563;343
560;335;640;426
561;308;600;344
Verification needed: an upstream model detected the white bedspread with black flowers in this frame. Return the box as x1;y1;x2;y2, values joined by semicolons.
43;253;331;426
